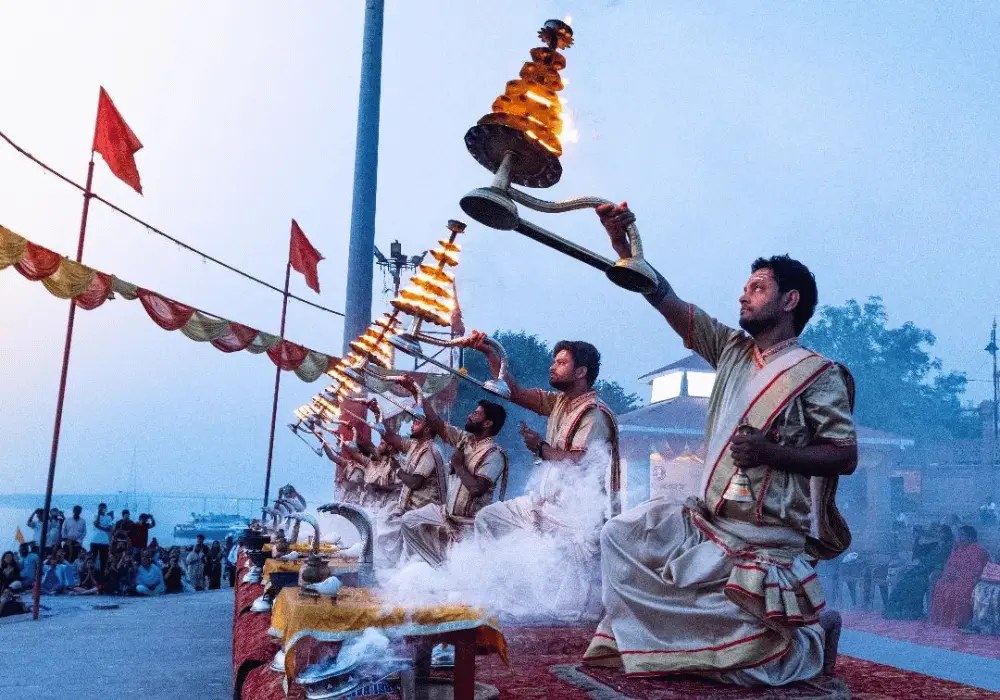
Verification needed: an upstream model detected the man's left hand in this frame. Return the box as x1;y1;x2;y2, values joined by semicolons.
520;422;543;453
730;427;775;469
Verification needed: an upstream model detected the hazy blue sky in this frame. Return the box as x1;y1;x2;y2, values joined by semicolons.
1;2;998;500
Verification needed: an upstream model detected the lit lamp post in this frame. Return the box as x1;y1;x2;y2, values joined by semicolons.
459;19;657;294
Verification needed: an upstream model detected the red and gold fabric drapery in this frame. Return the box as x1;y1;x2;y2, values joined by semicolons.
0;224;336;382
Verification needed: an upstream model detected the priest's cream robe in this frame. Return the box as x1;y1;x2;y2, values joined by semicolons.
584;304;855;686
400;426;508;567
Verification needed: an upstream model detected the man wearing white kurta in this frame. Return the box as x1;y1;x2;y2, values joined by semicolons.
376;416;447;567
583;202;856;686
463;337;621;542
398;392;508;567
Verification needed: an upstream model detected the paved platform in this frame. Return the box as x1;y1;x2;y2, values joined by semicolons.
0;590;233;700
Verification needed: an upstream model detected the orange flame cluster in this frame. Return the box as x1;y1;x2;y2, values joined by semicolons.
390;238;461;326
477;28;572;157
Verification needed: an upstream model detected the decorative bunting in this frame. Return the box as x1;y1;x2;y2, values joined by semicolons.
0;224;338;382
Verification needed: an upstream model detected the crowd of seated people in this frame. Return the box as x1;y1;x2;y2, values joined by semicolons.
2;503;240;614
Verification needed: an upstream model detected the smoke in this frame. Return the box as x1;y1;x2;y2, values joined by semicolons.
377;447;614;624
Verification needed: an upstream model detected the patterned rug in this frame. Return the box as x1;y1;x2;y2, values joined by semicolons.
842;610;1000;660
234;619;1000;699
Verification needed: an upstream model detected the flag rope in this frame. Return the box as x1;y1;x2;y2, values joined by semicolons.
0;129;344;318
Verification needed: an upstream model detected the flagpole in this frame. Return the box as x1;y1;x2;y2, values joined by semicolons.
262;261;292;510
33;154;95;620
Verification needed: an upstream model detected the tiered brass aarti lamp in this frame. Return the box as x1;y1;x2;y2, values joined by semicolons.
460;19;657;294
387;220;512;399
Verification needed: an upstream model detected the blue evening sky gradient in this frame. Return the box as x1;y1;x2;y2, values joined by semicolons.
0;2;997;499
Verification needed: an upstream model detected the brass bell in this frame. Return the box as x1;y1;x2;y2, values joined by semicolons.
724;424;756;503
722;468;755;503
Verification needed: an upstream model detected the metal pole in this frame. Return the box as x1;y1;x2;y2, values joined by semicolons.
33;158;94;620
341;0;385;354
263;262;292;509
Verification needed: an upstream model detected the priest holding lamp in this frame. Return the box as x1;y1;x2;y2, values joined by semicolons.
583;201;856;685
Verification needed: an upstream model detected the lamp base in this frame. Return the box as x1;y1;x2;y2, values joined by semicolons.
388;333;422;356
606;257;659;294
464;123;562;189
459;187;520;231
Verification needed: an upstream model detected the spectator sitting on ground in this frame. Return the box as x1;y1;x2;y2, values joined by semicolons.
105;549;134;596
67;554;101;596
1;551;20;595
133;551;165;596
62;505;87;562
40;553;64;595
145;538;162;565
17;543;38;590
0;587;26;618
130;513;156;555
163;552;185;594
55;548;78;589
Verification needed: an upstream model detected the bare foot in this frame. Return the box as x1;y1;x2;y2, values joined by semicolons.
819;609;842;675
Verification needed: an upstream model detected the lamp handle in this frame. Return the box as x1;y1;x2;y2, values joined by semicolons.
506;188;644;260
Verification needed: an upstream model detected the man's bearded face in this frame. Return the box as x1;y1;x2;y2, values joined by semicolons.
411;418;430;440
549;349;579;391
465;405;487;436
738;268;785;337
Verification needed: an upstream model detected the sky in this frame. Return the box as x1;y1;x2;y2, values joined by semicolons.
0;1;998;500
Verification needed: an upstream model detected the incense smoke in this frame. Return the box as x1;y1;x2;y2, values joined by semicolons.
378;447;614;623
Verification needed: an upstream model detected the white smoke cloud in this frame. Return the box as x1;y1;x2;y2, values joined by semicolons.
377;447;614;624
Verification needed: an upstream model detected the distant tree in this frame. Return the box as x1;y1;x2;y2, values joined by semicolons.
447;330;640;494
800;296;976;440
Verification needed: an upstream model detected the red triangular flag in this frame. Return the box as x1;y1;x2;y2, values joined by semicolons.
92;87;143;194
289;219;323;293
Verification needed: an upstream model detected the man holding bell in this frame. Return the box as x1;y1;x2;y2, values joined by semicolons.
397;381;509;567
583;202;856;685
375;415;447;567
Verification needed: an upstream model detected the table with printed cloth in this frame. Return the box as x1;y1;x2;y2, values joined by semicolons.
269;586;508;700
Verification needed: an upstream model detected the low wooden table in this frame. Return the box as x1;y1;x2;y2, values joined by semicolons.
270;587;507;700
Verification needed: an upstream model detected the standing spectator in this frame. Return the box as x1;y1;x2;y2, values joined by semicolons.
1;552;20;594
129;513;156;555
206;541;223;590
110;511;132;557
62;505;87;562
17;543;38;590
185;539;207;592
26;508;61;553
163;552;185;594
90;503;113;576
47;509;65;552
133;552;165;596
223;535;237;588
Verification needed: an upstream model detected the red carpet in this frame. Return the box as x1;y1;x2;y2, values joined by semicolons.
843;610;1000;660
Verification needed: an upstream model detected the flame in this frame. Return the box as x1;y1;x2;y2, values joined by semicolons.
557;104;579;146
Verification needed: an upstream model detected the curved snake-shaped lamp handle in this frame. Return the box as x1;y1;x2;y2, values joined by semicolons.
507;190;644;260
286;512;322;556
316;502;375;588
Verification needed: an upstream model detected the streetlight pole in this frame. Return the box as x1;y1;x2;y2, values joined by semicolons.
342;0;385;354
